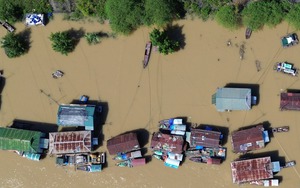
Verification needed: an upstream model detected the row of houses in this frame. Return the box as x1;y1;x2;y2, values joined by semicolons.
212;87;300;112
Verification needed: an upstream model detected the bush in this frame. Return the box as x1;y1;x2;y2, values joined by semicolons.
150;28;179;55
215;5;239;30
0;0;23;23
105;0;144;35
49;31;75;55
1;33;26;58
85;32;101;45
75;0;98;17
285;4;300;30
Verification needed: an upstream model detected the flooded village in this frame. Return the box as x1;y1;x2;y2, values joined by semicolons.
1;1;300;188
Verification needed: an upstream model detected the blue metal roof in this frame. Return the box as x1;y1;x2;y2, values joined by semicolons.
213;88;252;112
57;104;95;130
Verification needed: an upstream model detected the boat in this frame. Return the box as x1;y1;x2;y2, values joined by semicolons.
143;42;152;68
56;152;106;166
115;158;146;168
185;147;226;164
281;33;299;48
271;126;289;133
249;179;279;187
159;123;186;136
0;20;15;32
281;160;296;168
245;27;252;39
159;118;183;126
164;158;180;169
113;150;142;160
52;70;64;78
76;164;102;172
274;62;298;76
189;157;221;165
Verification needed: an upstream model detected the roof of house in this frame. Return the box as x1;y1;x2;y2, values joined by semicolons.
0;127;43;153
48;131;92;155
231;125;264;153
57;104;95;130
25;13;45;26
107;132;140;155
231;156;273;184
188;128;221;148
280;92;300;111
150;132;184;153
212;88;252;112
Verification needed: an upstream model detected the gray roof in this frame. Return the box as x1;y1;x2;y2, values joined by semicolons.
213;88;252;112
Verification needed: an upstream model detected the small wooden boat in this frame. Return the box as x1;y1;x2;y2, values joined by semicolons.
272;126;289;133
250;179;279;187
0;20;15;32
143;42;152;68
282;160;296;168
245;27;252;39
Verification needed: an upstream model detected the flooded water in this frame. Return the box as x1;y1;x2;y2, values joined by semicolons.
0;15;300;188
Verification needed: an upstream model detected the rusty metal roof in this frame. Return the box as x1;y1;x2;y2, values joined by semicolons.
189;128;221;148
231;125;265;153
150;132;184;153
107;132;140;155
231;156;273;184
280;92;300;111
48;131;92;155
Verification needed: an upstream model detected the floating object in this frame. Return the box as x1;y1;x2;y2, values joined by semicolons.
143;42;152;68
52;70;64;79
245;27;252;39
274;62;298;77
271;126;289;133
0;20;15;32
113;150;142;160
281;33;299;48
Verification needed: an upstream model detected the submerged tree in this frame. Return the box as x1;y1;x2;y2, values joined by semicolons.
49;31;75;55
1;33;26;58
215;5;239;30
150;28;179;55
85;32;101;45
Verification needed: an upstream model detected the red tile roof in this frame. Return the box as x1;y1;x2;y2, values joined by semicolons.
107;132;140;155
231;125;264;153
231;157;273;184
280;92;300;111
49;131;92;155
150;132;184;153
189;128;221;148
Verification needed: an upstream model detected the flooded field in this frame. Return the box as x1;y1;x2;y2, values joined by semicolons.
0;15;299;188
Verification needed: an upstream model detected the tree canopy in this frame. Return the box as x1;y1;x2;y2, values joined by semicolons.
285;4;300;30
215;5;239;30
49;31;75;55
150;28;179;55
144;0;177;27
1;33;26;58
0;0;23;23
105;0;144;35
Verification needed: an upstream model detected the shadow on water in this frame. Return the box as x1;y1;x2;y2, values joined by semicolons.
166;24;186;50
10;119;58;135
225;83;260;105
67;27;85;48
0;72;6;110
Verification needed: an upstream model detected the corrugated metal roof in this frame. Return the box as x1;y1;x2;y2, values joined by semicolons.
280;92;300;111
150;132;184;153
189;128;221;148
57;104;95;130
231;125;265;153
231;157;273;184
48;131;92;155
0;127;43;153
107;132;140;155
214;88;252;112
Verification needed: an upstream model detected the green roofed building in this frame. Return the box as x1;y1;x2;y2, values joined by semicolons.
212;88;256;112
0;127;46;153
57;104;96;131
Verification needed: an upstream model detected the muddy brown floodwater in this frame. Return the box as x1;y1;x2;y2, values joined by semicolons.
0;15;299;188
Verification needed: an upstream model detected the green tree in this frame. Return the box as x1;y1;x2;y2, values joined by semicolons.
76;0;98;17
22;0;52;14
285;4;300;30
85;32;100;45
49;31;75;55
150;28;179;55
1;33;26;58
0;0;23;23
96;0;107;22
144;0;177;27
215;5;239;30
105;0;144;35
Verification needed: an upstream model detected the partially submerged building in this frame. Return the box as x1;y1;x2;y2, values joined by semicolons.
25;13;45;26
107;132;140;155
212;87;256;112
186;128;222;149
150;132;185;154
280;92;300;111
48;131;92;155
0;127;48;154
231;156;280;185
57;104;96;131
231;124;269;153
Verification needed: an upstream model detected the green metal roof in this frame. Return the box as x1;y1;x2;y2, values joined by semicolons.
0;127;43;153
